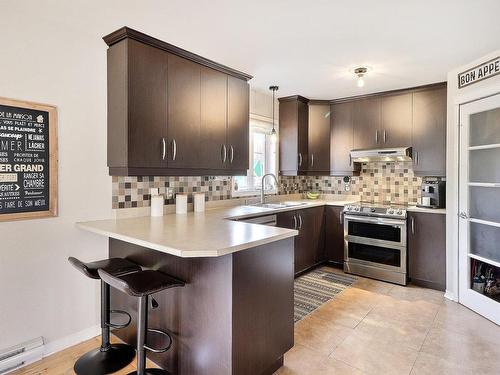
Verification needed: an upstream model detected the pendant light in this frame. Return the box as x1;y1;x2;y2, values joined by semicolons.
354;67;368;88
269;85;279;143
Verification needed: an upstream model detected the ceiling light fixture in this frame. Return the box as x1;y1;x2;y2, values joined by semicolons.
269;85;279;143
354;67;368;88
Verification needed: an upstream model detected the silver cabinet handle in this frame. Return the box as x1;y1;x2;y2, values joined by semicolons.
293;215;298;229
349;153;352;166
298;214;303;230
383;130;387;143
221;144;227;163
411;216;415;234
375;130;379;144
230;145;234;163
298;153;303;167
339;210;343;222
171;139;177;161
162;138;166;160
311;154;314;168
416;151;419;165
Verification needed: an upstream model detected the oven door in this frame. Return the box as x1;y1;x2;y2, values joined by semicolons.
344;215;407;273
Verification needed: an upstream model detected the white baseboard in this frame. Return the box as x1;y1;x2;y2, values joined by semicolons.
43;325;100;357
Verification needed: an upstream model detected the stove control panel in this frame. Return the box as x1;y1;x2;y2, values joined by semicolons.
343;204;406;218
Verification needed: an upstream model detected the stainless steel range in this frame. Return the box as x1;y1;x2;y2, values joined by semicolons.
343;202;407;285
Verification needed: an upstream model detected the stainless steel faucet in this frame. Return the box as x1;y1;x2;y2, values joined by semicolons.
260;173;279;204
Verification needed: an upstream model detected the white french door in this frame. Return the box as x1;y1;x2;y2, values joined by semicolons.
459;93;500;324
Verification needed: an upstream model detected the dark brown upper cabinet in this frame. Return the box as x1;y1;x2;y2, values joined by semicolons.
227;76;250;171
167;54;201;169
380;92;413;147
353;97;381;150
199;67;227;170
278;96;309;176
104;27;252;176
308;103;331;174
412;86;447;176
330;101;359;176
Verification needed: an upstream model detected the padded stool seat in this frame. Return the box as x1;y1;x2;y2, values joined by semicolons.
68;257;141;279
99;269;185;297
98;269;184;375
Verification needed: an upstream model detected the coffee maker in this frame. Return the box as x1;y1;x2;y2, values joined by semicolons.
418;180;446;208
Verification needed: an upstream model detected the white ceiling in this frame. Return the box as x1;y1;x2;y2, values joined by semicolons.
19;0;500;99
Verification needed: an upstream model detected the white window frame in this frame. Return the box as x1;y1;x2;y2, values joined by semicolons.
232;115;278;197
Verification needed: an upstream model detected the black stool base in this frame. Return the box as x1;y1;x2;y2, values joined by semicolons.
127;369;172;375
74;344;135;375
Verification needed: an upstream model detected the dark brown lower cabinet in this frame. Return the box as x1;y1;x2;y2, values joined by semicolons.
408;212;446;291
324;206;344;268
277;206;325;274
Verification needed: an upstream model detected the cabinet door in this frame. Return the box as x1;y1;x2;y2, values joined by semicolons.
279;99;308;175
353;97;381;149
200;67;227;169
330;102;355;175
408;212;446;291
308;104;330;173
412;87;447;176
276;210;301;273
324;206;344;266
167;54;201;168
296;207;325;272
125;40;168;168
227;76;249;171
381;93;412;147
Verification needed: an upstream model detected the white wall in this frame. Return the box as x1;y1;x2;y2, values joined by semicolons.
446;49;500;301
0;0;278;354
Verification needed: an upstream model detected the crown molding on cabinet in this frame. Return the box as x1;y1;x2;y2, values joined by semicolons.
103;26;253;81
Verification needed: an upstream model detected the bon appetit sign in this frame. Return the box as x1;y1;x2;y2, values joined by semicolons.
458;56;500;89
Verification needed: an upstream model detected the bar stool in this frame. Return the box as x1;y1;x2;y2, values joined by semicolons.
68;257;142;374
98;268;185;375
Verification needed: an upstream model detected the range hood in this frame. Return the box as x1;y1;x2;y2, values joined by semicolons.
350;147;412;163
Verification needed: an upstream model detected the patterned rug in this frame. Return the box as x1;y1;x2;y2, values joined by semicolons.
294;267;357;323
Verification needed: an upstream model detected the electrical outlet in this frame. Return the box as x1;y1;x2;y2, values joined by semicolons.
165;188;173;200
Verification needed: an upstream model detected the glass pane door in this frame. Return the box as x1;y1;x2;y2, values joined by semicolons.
459;94;500;324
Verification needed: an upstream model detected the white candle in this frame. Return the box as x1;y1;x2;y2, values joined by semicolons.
176;193;188;214
194;193;205;212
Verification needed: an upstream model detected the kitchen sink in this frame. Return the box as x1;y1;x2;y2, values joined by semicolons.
249;201;309;209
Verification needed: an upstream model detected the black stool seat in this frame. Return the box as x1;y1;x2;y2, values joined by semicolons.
98;269;185;297
68;257;141;279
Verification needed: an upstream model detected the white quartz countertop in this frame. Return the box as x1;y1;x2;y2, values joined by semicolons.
77;197;446;258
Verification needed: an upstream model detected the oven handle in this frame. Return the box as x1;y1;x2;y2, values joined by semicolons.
344;214;406;226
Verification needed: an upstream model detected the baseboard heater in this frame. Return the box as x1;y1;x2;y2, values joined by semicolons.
0;337;44;374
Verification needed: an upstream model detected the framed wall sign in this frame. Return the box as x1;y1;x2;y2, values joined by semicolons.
458;56;500;89
0;97;58;221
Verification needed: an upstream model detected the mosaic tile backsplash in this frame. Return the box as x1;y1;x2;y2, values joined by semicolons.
112;162;424;209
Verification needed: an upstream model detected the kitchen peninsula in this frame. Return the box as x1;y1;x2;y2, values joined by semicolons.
77;205;300;375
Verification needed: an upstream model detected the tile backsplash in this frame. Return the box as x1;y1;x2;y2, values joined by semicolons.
112;162;426;209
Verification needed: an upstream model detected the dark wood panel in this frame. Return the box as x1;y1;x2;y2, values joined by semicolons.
353;97;381;150
167;54;201;168
278;97;309;175
227;76;250;171
412;87;447;176
380;92;412;147
200;67;227;169
330;102;358;175
232;238;294;375
109;167;247;176
103;27;253;81
324;206;344;267
295;207;325;274
109;239;233;375
408;212;446;291
107;40;128;168
308;104;331;172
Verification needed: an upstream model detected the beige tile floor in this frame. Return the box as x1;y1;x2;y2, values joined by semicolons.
11;270;500;375
275;270;500;375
